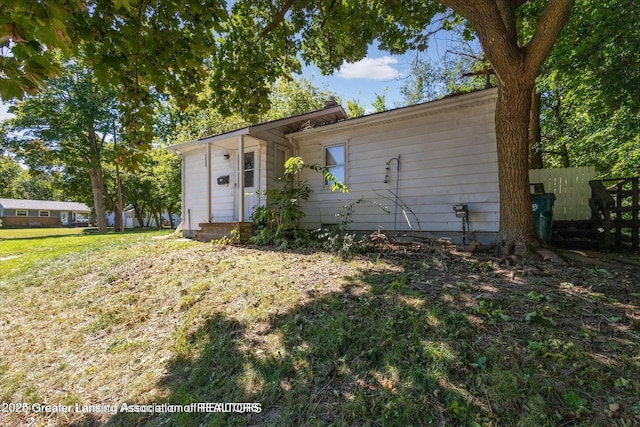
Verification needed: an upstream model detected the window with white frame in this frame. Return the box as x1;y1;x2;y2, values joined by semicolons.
324;143;345;186
39;210;50;217
16;209;27;217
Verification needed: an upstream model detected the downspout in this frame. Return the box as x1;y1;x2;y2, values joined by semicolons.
286;135;299;156
206;142;212;223
238;135;245;222
180;151;185;229
385;155;401;237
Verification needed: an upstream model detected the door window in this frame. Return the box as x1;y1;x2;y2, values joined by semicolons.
244;152;254;188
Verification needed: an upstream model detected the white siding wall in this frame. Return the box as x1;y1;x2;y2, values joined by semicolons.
293;93;499;242
182;146;208;233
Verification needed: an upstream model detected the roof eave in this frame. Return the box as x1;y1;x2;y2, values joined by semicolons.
286;88;498;138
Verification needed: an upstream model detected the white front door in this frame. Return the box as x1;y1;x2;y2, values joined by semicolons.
60;212;69;225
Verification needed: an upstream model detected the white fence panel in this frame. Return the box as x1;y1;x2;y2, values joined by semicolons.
529;166;595;220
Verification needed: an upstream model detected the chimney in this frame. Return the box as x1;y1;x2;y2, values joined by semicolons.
324;96;338;109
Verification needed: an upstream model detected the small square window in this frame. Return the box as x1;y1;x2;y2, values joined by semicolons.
324;143;345;186
39;211;50;217
16;210;28;217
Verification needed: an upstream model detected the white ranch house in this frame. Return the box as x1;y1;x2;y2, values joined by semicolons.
169;88;500;243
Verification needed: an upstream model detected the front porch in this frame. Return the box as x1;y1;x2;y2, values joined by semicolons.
194;222;254;243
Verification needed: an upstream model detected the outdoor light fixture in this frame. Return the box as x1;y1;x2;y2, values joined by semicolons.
223;154;230;160
453;204;468;218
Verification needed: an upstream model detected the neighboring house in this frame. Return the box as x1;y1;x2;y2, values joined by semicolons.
107;209;181;228
0;198;91;227
169;88;500;243
123;209;181;228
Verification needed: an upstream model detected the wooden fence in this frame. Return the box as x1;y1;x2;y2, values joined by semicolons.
590;177;639;249
529;166;595;221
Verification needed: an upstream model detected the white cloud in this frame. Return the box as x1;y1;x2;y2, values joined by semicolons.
337;56;402;81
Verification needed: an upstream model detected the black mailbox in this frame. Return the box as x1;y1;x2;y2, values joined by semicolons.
217;175;230;185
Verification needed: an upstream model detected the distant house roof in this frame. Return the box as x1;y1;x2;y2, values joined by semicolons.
0;198;91;212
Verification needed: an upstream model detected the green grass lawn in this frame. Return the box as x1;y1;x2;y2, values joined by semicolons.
0;226;91;239
0;233;639;426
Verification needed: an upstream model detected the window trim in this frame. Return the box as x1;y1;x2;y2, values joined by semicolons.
274;144;291;179
39;210;50;217
322;141;347;188
16;209;28;217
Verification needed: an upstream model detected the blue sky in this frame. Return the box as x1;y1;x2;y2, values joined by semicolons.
301;35;460;112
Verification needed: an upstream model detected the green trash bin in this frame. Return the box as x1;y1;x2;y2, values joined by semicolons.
531;193;556;243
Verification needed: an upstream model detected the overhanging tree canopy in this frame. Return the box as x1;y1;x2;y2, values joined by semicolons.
1;0;227;146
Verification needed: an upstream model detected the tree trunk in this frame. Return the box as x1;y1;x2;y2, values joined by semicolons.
448;0;575;254
552;93;571;167
529;89;544;169
560;143;570;167
88;168;108;234
167;208;175;228
115;161;126;232
495;81;538;254
133;203;144;227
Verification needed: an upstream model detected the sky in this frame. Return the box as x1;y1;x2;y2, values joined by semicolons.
300;34;460;113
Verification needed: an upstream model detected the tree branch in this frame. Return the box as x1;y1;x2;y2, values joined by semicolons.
261;0;297;37
524;0;575;75
440;0;523;77
495;0;518;43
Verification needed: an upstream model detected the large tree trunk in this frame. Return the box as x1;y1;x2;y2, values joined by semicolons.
495;81;538;253
444;0;575;253
89;168;108;234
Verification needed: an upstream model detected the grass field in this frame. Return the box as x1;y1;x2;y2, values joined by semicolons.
0;232;639;426
0;227;92;239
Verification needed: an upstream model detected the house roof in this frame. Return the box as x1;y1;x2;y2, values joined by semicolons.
168;104;348;152
167;88;499;152
286;87;499;138
0;198;91;212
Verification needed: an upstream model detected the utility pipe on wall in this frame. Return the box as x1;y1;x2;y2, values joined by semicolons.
386;155;401;236
238;134;245;222
207;142;212;223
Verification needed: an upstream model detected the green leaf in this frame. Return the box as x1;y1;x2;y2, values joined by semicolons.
0;77;26;100
614;377;630;388
113;0;132;12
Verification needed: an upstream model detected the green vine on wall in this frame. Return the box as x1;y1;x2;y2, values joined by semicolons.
250;156;347;248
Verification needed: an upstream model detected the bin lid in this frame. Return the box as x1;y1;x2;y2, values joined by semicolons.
531;192;556;200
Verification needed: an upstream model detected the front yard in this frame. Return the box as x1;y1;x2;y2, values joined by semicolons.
0;231;639;426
